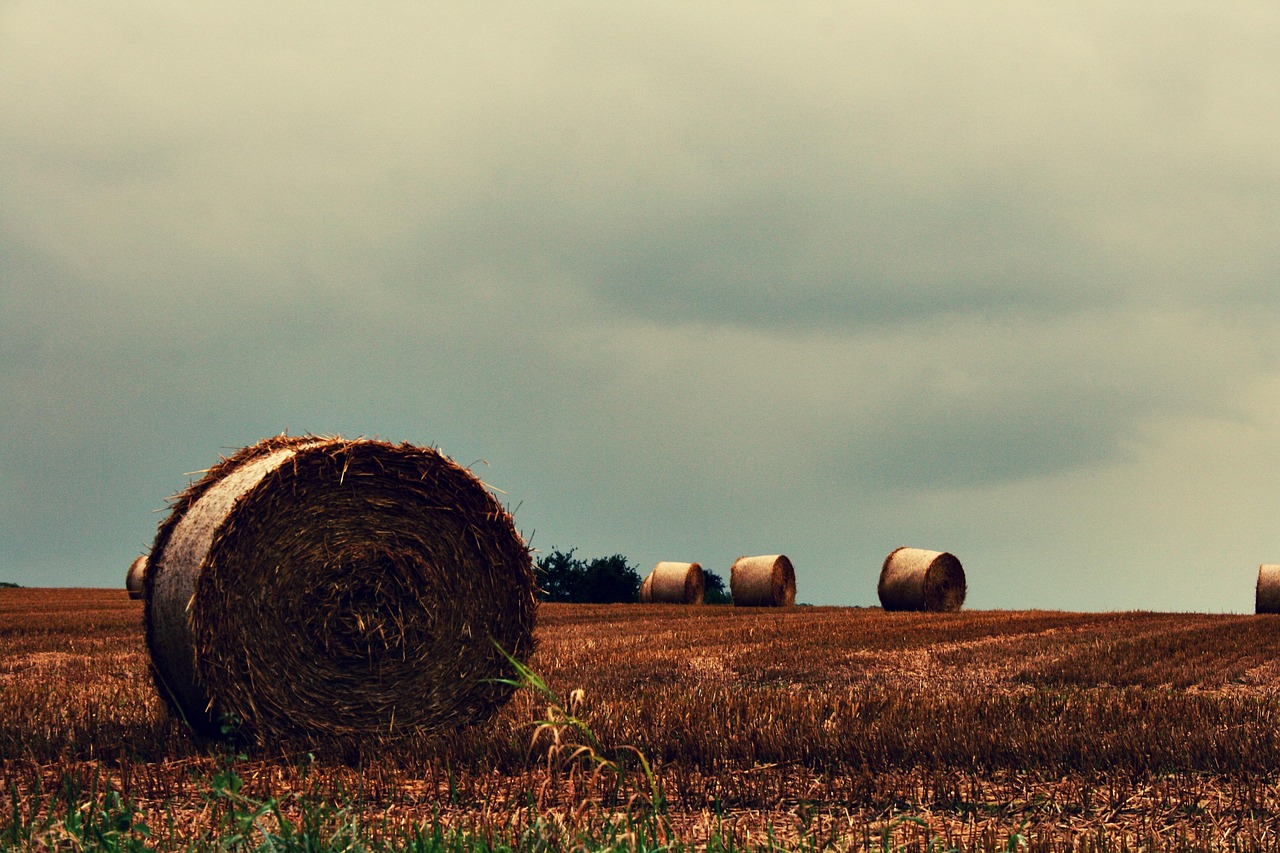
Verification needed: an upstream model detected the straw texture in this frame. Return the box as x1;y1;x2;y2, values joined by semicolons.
639;562;705;604
126;555;148;600
143;435;535;742
1256;565;1280;614
730;555;797;607
878;547;967;612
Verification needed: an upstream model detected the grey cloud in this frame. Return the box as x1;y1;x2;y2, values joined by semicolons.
7;3;1279;327
3;3;1279;610
830;309;1270;488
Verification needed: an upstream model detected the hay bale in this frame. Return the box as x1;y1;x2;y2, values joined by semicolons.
1256;564;1280;614
730;555;796;607
125;555;148;600
878;547;966;612
639;561;705;604
143;435;535;742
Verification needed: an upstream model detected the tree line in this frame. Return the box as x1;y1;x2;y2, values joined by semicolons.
534;549;729;604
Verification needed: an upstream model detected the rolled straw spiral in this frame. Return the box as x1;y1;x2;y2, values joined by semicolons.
144;435;535;742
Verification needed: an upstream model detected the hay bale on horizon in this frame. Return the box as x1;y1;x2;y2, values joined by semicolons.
125;555;148;600
878;547;966;612
639;561;705;604
730;554;796;607
143;434;535;743
1256;564;1280;614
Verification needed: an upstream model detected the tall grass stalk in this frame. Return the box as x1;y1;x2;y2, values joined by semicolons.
490;641;670;842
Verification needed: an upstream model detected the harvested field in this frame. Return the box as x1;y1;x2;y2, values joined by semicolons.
5;587;1280;850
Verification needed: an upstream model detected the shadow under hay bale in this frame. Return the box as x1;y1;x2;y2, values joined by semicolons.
639;561;705;604
1256;564;1280;614
125;555;147;600
143;434;536;743
878;547;967;612
730;554;796;607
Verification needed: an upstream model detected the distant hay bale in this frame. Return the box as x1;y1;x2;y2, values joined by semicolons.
730;555;796;607
125;555;148;600
1256;565;1280;614
878;547;966;612
639;561;705;604
143;435;536;742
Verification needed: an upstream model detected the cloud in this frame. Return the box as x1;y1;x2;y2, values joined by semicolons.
1;3;1278;609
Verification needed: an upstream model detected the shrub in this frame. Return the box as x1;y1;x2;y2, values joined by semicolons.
536;549;643;603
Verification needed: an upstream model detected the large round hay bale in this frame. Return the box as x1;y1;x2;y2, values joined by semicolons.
639;561;705;604
878;547;966;612
125;555;148;600
1256;565;1280;614
143;435;536;742
730;555;796;607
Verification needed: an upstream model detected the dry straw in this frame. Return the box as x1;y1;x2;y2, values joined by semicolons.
730;555;796;607
125;555;148;600
639;561;706;604
878;547;967;612
143;434;535;743
1256;565;1280;614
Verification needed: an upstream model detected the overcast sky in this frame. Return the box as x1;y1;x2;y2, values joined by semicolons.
3;3;1278;611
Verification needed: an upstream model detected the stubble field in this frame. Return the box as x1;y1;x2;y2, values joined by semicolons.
4;588;1280;850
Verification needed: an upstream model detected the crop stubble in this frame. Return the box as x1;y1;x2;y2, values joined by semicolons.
5;589;1280;848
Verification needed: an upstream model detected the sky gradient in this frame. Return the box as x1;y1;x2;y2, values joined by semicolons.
3;3;1278;610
